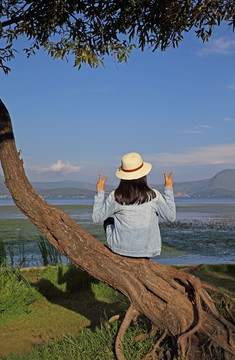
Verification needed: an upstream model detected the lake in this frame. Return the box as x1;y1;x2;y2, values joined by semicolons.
0;198;234;266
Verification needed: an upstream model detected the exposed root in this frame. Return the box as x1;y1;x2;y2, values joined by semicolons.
224;350;233;360
187;336;192;360
208;340;214;358
226;303;235;323
135;324;158;342
143;264;235;358
149;262;187;294
133;313;139;323
198;287;235;351
179;264;203;273
115;304;140;360
108;314;120;322
117;261;235;359
202;281;234;301
177;277;203;358
200;287;219;314
202;336;210;358
203;324;235;356
142;329;168;360
188;275;235;357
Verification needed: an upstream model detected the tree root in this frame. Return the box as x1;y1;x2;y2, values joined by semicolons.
177;277;203;358
142;329;168;360
198;287;235;351
135;324;158;343
202;282;233;299
226;303;235;323
134;261;235;359
108;314;120;322
179;264;203;273
115;304;140;360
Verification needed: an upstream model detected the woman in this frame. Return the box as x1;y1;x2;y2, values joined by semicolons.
92;152;176;258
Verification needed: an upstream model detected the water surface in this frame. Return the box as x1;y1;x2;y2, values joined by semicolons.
0;198;234;266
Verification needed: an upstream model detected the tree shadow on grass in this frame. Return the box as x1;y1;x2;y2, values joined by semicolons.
193;263;235;297
31;264;129;330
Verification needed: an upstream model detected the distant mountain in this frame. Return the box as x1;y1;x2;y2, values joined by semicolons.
188;169;235;198
1;169;235;198
32;180;114;192
36;187;96;198
204;169;235;190
32;180;95;190
153;169;235;198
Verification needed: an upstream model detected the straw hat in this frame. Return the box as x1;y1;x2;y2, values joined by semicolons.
116;152;152;180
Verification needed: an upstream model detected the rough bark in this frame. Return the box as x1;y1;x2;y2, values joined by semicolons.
0;99;234;360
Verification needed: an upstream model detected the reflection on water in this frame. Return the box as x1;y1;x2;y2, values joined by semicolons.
0;198;234;266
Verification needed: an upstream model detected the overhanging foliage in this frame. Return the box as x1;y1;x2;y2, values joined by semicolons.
0;0;234;73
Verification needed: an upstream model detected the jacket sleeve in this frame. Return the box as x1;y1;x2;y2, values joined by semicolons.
92;190;115;223
154;187;176;222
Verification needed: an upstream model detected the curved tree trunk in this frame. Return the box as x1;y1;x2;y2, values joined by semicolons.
0;99;234;359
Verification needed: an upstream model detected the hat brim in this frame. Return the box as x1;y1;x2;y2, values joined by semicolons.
116;162;152;180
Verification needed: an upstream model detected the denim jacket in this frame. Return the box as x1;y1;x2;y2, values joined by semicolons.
92;187;176;257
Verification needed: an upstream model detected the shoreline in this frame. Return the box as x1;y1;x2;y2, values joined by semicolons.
17;261;234;272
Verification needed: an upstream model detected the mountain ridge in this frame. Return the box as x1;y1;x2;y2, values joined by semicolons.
163;169;235;198
0;169;235;198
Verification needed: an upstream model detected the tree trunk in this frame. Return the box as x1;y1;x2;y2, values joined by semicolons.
0;99;234;360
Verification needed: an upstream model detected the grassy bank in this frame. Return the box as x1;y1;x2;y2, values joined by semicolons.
0;263;234;359
0;263;129;358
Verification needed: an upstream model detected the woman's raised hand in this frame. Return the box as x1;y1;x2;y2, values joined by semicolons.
97;173;108;191
164;172;173;187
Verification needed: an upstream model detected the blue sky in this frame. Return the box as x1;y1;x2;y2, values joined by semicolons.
0;24;235;186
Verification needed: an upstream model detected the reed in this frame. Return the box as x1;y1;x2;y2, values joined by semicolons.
0;239;7;266
7;245;14;266
36;235;62;266
17;231;28;267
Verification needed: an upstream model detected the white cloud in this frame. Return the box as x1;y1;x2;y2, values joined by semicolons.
182;124;211;134
224;117;235;122
197;37;235;56
28;160;82;174
146;144;235;167
198;125;211;129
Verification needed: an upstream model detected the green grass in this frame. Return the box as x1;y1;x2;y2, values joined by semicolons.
0;263;234;359
0;265;39;316
193;263;235;297
0;263;129;357
33;263;96;297
0;318;167;360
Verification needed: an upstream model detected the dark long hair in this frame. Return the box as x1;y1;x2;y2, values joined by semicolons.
114;176;156;205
